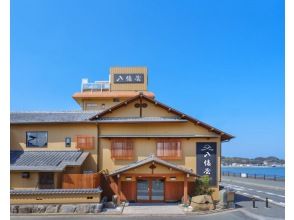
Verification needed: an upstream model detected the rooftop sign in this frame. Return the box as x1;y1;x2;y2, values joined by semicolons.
113;73;144;84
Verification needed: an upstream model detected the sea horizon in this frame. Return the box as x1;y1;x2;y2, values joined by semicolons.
221;166;285;177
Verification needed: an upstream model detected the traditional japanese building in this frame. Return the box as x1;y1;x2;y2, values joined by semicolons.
10;67;234;204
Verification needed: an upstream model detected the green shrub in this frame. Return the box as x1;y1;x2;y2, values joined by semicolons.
192;175;214;196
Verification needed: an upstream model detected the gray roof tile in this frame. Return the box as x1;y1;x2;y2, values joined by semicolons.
97;116;188;123
10;111;101;124
10;188;102;195
10;150;89;171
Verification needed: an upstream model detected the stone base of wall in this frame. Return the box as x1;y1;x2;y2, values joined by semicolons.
11;203;104;215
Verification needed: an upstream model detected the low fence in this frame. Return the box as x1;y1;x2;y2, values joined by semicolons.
62;173;100;189
222;171;285;181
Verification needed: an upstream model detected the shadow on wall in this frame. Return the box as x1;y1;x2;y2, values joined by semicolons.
82;155;97;172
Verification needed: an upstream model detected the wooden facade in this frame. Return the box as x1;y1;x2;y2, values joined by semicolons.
62;173;100;189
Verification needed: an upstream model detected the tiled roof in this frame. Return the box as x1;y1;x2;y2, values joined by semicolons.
109;154;198;176
10;111;100;124
72;91;155;100
10;188;102;195
97;116;188;123
90;94;234;141
10;150;89;171
99;134;219;138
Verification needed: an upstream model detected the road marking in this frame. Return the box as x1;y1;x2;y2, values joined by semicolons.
265;192;285;198
235;192;285;208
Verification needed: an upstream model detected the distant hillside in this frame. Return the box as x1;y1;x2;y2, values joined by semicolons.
222;156;285;166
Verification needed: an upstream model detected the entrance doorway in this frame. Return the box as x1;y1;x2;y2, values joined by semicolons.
137;178;164;202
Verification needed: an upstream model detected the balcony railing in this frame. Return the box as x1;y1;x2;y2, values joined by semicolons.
81;80;110;92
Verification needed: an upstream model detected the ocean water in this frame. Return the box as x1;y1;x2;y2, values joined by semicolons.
221;166;285;177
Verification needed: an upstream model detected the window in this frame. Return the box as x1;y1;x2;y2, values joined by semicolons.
156;139;182;159
26;131;48;147
39;172;54;189
65;137;71;147
111;139;134;160
76;135;95;150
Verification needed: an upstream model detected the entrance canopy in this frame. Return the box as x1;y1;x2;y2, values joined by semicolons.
109;154;198;177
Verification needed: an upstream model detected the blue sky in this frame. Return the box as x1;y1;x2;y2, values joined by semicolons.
11;0;285;159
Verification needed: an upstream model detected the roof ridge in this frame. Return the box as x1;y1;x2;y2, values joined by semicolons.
11;110;99;113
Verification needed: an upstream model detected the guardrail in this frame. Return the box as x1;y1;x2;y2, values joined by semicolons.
222;171;285;181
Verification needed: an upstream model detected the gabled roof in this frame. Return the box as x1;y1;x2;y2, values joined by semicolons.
97;116;188;123
10;150;89;171
72;91;155;103
109;154;198;176
90;93;234;141
10;111;100;124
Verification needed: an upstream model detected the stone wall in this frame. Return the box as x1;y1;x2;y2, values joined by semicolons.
11;203;104;214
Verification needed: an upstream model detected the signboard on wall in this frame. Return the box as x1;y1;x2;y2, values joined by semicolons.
113;73;144;84
196;142;217;186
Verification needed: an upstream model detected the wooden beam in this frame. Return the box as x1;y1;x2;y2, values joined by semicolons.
117;176;121;204
139;96;142;118
184;174;188;205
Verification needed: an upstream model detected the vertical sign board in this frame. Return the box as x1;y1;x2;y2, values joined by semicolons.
196;142;217;186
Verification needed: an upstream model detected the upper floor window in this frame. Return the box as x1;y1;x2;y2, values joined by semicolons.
156;139;182;159
26;131;48;148
111;139;133;160
65;137;71;147
76;135;95;150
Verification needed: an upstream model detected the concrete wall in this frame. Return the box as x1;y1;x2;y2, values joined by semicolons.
10;172;64;190
10;172;39;189
83;98;128;111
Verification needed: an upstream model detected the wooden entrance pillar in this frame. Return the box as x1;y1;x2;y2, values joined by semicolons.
183;174;188;204
117;174;121;203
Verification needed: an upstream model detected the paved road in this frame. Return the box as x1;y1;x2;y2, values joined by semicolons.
221;176;285;207
9;210;275;220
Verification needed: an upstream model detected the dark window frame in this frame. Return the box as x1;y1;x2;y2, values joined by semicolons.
65;137;71;147
26;131;48;148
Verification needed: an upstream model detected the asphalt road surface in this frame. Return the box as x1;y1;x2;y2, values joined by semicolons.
221;176;285;207
9;210;275;220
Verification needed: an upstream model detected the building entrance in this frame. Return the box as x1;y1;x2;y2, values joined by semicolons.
136;178;164;202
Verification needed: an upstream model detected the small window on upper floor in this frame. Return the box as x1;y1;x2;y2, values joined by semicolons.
76;135;95;150
26;131;48;148
65;137;71;147
113;98;120;102
156;139;182;160
111;139;134;160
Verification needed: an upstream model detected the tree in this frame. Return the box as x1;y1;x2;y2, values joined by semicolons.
193;175;214;196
